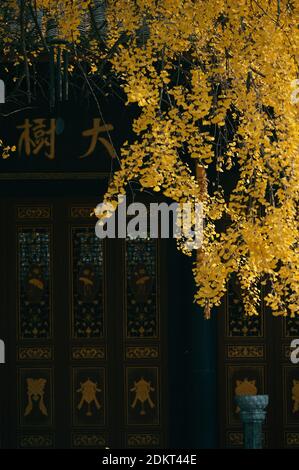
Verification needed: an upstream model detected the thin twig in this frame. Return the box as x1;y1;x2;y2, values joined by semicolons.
29;0;49;52
88;4;108;52
20;0;31;104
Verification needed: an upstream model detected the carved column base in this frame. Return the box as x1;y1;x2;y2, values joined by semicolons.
235;395;269;449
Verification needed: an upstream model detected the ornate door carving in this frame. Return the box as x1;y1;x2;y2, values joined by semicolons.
0;198;167;449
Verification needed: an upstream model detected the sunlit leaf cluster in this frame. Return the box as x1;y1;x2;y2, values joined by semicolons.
1;1;299;319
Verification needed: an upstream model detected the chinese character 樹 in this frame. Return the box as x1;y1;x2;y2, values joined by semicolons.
17;118;56;160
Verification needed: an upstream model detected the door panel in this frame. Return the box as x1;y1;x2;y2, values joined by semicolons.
279;317;299;448
218;275;299;448
123;239;165;448
1;198;167;449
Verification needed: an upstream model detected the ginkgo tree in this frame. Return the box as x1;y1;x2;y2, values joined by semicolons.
1;0;299;320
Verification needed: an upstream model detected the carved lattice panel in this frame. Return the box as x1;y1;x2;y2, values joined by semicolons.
226;276;263;338
17;227;52;339
125;239;158;339
71;227;104;339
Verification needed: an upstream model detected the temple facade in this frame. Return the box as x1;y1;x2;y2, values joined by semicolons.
0;90;298;450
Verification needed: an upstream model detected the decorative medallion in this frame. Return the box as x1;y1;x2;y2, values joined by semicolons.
127;367;159;425
73;368;105;426
20;369;52;426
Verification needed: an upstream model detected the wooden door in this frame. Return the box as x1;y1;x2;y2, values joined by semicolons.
0;195;167;449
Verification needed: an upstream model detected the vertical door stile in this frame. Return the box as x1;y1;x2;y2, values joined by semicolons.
0;198;8;448
54;198;69;448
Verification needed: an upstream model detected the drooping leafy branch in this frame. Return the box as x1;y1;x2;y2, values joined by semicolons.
1;1;299;319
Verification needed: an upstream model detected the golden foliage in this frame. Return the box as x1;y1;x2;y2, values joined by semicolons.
0;140;16;160
2;0;299;318
104;0;299;318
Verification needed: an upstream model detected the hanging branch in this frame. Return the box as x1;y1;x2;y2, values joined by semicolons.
88;4;108;52
29;0;49;52
277;0;281;24
62;48;69;101
20;0;31;104
49;46;55;109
